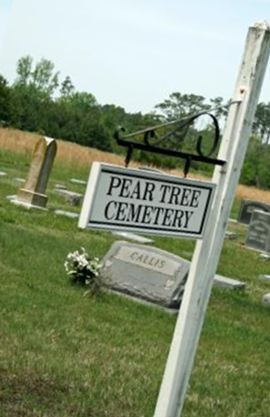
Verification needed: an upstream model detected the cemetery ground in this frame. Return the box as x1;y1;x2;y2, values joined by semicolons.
0;128;270;417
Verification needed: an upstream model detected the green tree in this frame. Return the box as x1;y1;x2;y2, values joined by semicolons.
155;92;210;120
54;91;111;151
100;104;160;154
8;83;51;132
60;76;75;98
31;58;59;96
209;96;228;119
10;56;60;133
15;55;59;97
241;135;270;188
15;55;33;86
0;74;11;125
253;102;270;144
240;102;270;188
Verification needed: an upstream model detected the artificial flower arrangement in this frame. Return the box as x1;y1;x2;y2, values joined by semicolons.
64;247;102;294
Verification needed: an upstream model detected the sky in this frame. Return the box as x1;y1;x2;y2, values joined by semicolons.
0;0;269;113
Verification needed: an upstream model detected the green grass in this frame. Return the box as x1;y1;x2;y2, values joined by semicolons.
0;148;270;417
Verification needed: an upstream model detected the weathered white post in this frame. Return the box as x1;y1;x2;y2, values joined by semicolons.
153;22;270;417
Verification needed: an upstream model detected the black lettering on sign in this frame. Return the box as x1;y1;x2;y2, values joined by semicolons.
104;201;195;229
126;204;142;223
104;200;117;219
162;208;174;227
153;207;165;225
168;186;181;205
129;181;141;200
142;181;155;201
179;188;192;206
115;202;129;221
119;178;133;198
190;190;202;208
159;184;171;203
159;184;203;209
141;205;154;224
107;176;121;196
107;176;155;202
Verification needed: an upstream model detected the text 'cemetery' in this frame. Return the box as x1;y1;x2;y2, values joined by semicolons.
79;163;215;238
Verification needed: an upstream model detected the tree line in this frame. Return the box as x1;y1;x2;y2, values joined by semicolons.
1;55;270;188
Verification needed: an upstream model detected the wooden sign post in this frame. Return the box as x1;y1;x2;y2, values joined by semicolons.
153;22;270;417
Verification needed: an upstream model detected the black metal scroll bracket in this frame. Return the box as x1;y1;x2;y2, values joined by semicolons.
114;112;226;177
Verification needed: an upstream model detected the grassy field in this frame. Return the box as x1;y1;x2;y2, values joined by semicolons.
0;127;270;417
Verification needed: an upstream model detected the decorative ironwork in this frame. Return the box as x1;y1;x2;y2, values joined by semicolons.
114;112;226;177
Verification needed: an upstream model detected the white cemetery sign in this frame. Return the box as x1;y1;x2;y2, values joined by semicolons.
78;22;270;417
78;163;215;239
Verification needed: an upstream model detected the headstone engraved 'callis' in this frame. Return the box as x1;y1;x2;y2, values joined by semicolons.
101;241;190;308
15;136;57;209
101;241;246;309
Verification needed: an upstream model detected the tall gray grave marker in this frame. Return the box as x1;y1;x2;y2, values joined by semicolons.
13;136;57;209
246;210;270;252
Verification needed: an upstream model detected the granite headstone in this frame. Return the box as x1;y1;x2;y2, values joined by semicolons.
100;241;190;308
100;241;246;309
238;199;270;224
246;210;270;252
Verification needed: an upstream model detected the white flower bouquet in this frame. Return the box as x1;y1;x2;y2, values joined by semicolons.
64;247;102;293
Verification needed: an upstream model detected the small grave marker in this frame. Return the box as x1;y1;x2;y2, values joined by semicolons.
70;178;87;185
225;231;238;240
111;231;153;244
262;292;270;306
214;274;246;290
54;209;79;219
258;274;270;282
13;177;25;184
55;188;82;206
246;210;270;253
259;253;270;261
55;184;67;190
